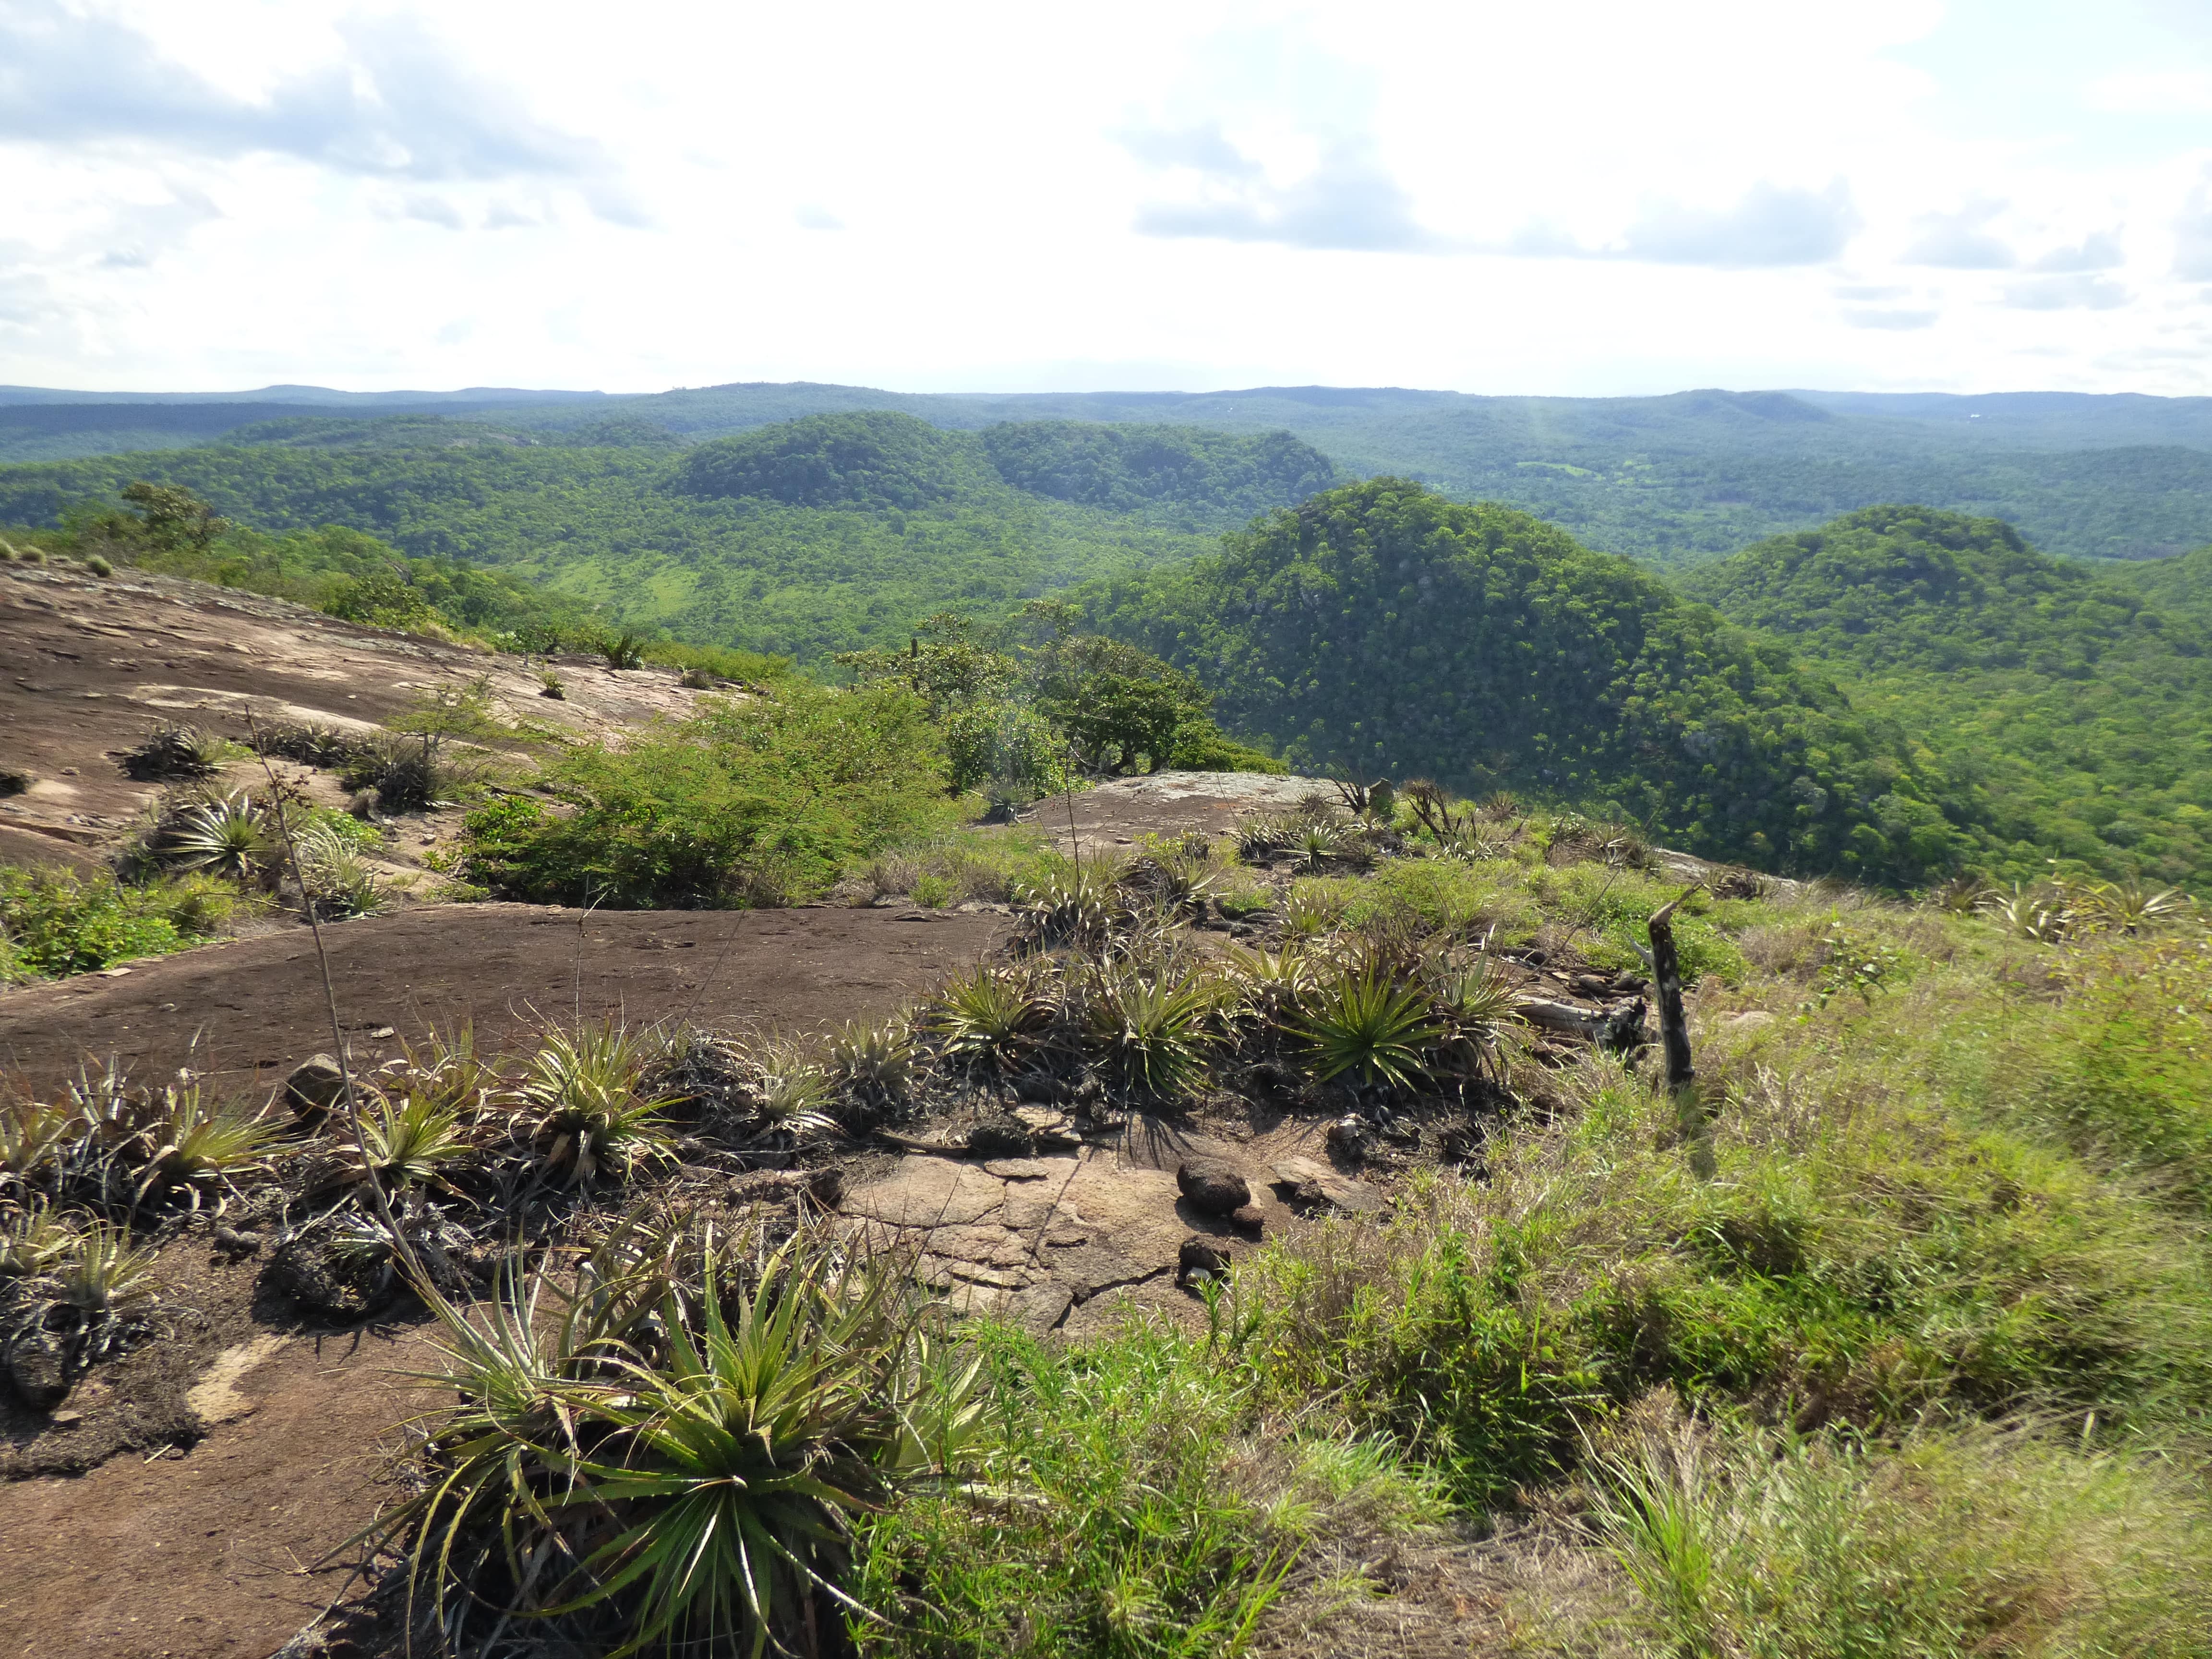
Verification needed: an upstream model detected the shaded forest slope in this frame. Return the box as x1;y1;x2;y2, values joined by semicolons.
1082;478;1960;887
1680;506;2212;890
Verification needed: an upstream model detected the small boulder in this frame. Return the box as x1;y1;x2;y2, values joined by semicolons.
1229;1204;1266;1236
4;1329;72;1412
1176;1156;1251;1216
283;1053;349;1120
966;1115;1036;1160
1177;1236;1232;1285
1272;1155;1384;1216
1324;1115;1370;1162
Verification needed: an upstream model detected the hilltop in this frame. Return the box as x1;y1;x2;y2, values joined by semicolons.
1681;506;2212;890
1082;477;1958;888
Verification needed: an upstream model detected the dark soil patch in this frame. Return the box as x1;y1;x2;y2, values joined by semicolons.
0;1292;437;1659
0;903;1008;1097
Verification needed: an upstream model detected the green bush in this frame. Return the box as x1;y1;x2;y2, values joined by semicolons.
855;1325;1398;1658
461;685;958;907
0;864;241;980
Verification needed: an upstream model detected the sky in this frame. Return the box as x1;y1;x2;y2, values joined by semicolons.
3;0;2211;397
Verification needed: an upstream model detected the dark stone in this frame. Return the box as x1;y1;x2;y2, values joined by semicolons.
804;1166;846;1206
1176;1157;1251;1216
1229;1204;1266;1235
283;1053;349;1120
1177;1237;1231;1284
1324;1116;1370;1162
5;1328;72;1411
965;1116;1036;1160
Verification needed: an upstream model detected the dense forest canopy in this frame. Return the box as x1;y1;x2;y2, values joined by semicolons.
0;412;1335;660
1681;507;2212;890
978;421;1341;516
5;382;2208;562
1081;477;1961;887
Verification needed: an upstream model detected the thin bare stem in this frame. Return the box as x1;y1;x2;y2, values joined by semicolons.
246;711;412;1257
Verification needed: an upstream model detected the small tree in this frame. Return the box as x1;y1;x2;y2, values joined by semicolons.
1030;635;1212;774
120;482;228;554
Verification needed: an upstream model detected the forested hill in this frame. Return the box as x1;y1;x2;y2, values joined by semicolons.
1080;478;1962;888
5;382;2210;565
2106;538;2212;631
1679;507;2212;891
0;413;1336;661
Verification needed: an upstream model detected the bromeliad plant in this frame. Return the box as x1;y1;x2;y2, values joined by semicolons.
376;1222;982;1659
1425;955;1523;1083
926;963;1061;1075
128;1085;282;1210
159;791;277;882
1295;960;1444;1092
1081;961;1221;1098
1011;855;1127;951
522;1021;679;1186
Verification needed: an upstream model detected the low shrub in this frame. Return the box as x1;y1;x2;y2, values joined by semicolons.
461;685;957;907
0;864;242;980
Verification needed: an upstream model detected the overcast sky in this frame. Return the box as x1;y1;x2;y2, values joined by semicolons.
3;0;2211;397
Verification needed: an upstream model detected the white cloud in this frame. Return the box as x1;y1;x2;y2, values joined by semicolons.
1128;131;1444;252
2032;230;2124;272
0;0;2208;395
2083;69;2212;113
2176;173;2212;279
1843;306;1938;329
1901;197;2015;268
1613;179;1860;267
2002;273;2130;310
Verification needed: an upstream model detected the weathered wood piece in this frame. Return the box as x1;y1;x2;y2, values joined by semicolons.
1513;996;1647;1051
1647;885;1703;1094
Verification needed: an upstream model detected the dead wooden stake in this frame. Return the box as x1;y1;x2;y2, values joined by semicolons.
1647;883;1704;1095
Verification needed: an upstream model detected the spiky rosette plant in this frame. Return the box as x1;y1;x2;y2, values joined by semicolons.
1082;961;1221;1098
160;792;275;882
1294;961;1443;1091
375;1225;982;1659
522;1022;679;1185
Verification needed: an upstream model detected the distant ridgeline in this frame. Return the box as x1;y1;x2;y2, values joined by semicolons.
5;382;2211;563
0;412;1339;661
1081;478;1964;889
1680;506;2212;892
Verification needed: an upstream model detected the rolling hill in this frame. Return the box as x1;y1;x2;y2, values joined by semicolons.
3;382;2209;565
0;413;1338;661
1678;506;2212;890
1080;477;1962;887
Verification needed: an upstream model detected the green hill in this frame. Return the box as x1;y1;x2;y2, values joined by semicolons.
7;383;2211;564
0;413;1337;661
1082;477;1960;886
1678;506;2212;890
2106;539;2212;629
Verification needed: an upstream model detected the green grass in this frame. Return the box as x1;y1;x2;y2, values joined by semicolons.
842;870;2212;1655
